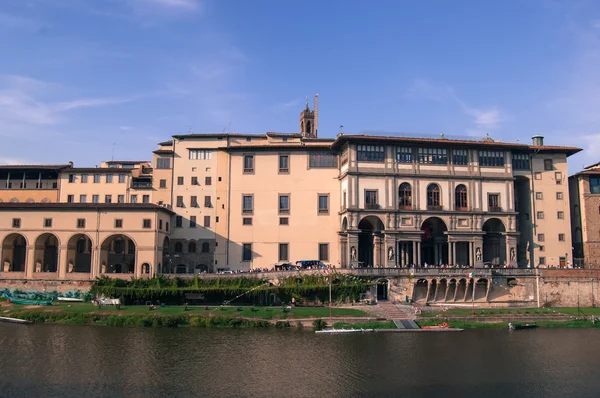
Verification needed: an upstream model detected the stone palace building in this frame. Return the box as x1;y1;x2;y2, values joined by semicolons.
0;96;582;280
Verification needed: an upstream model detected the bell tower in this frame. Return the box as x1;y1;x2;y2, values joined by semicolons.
300;94;318;138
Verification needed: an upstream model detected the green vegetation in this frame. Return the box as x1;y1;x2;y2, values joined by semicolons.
417;319;600;329
90;274;372;305
420;307;587;318
332;321;397;329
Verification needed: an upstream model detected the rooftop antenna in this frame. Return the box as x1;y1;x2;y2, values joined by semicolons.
111;142;115;161
339;124;344;134
228;121;232;133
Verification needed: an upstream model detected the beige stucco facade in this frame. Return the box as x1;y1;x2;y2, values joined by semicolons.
569;163;600;268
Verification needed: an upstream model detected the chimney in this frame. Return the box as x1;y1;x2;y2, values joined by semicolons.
68;161;73;167
314;94;319;137
532;135;544;146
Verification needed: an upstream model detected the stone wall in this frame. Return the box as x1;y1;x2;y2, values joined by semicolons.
0;279;93;294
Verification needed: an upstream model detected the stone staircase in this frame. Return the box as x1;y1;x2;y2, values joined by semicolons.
377;301;420;329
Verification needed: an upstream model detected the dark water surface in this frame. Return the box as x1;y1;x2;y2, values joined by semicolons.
1;325;600;397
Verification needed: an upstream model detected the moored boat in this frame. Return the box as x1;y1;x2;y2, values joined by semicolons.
0;316;32;324
508;322;538;330
315;328;374;334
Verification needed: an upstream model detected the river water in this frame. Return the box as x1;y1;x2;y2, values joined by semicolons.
1;325;599;397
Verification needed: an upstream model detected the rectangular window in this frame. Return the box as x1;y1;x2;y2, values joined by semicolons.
67;195;74;203
93;174;100;183
365;190;378;209
279;243;289;262
538;233;545;242
44;218;52;228
177;196;184;207
537;211;544;219
68;174;75;183
280;217;289;225
396;147;413;164
205;176;212;185
159;219;163;230
452;149;468;165
318;194;329;213
158;179;167;188
243;217;253;225
540;245;545;252
279;155;289;173
242;243;252;261
242;195;253;214
204;216;210;227
418;148;447;165
244;155;254;172
535;192;543;200
118;174;126;183
131;195;137;203
142;195;149;204
343;191;347;210
177;176;184;185
512;153;530;170
556;192;564;200
478;151;505;167
534;172;542;180
309;152;338;167
559;233;565;242
106;174;113;183
118;195;125;203
12;218;21;228
105;195;112;203
191;196;198;207
115;219;123;228
544;159;553;170
590;177;600;194
80;194;87;203
143;219;151;228
279;195;290;214
92;195;99;203
190;216;196;228
77;218;85;228
166;222;169;232
555;172;563;184
156;158;171;169
488;194;500;211
204;196;212;208
557;211;564;219
191;177;198;186
189;149;213;160
401;217;412;226
357;145;385;162
81;174;88;183
176;216;183;228
539;257;546;265
319;243;329;262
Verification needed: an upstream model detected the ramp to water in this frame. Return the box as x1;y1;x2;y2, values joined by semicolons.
394;320;420;329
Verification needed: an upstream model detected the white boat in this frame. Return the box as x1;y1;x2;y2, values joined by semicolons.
0;316;32;324
57;297;85;302
315;328;374;334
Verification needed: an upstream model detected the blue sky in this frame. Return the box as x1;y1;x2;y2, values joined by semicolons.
1;0;599;171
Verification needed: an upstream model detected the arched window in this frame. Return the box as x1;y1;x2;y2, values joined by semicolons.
174;242;183;253
188;242;196;253
427;184;441;207
201;242;209;253
455;184;468;209
398;183;412;208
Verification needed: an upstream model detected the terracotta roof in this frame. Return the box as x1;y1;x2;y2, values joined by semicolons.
104;160;149;164
266;132;303;137
153;149;174;155
0;164;71;170
225;144;333;151
530;145;582;155
158;140;173;146
63;168;133;173
584;161;600;170
572;169;600;177
173;133;261;139
0;202;174;214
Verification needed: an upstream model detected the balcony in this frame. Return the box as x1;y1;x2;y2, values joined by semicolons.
489;206;502;212
456;207;470;212
427;205;443;211
131;178;152;189
398;205;412;211
365;203;380;210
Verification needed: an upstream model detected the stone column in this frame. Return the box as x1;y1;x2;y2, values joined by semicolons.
58;246;68;279
374;235;382;267
25;245;35;278
412;241;417;266
434;243;439;265
469;241;474;267
416;241;421;266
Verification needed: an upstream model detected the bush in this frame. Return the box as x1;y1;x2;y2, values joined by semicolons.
313;318;327;331
237;307;243;312
275;321;290;328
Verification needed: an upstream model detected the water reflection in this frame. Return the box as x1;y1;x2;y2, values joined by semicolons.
1;325;600;397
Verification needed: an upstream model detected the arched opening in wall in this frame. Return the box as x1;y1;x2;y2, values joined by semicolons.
142;263;151;274
188;242;196;253
482;218;506;266
514;176;532;267
420;217;448;265
426;183;441;209
398;182;412;209
101;234;136;274
34;233;58;272
475;278;489;301
437;279;448;301
341;217;348;232
196;264;209;274
306;120;312;134
357;216;384;267
174;242;183;253
176;264;187;274
67;234;92;273
455;278;467;301
376;278;388;301
413;279;428;302
201;242;210;253
427;279;438;302
162;237;170;274
1;233;27;272
446;279;457;302
455;184;468;210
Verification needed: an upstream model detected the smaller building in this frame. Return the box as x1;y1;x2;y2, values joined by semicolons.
0;203;172;280
569;163;600;268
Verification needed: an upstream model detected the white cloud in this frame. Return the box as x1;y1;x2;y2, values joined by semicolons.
53;97;134;111
143;0;200;10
